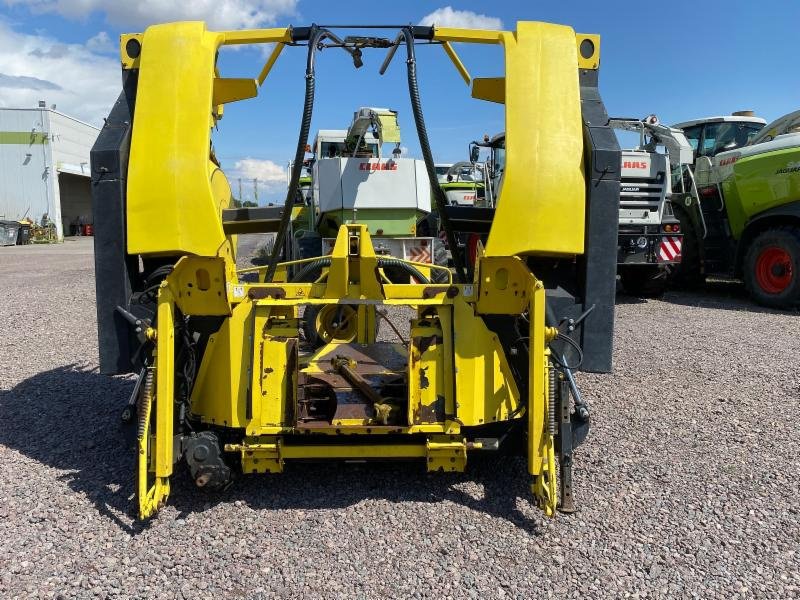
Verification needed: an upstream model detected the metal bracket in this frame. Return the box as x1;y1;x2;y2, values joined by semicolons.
556;377;575;513
425;436;466;472
226;437;284;474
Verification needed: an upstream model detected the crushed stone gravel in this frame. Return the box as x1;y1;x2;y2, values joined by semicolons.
0;238;798;598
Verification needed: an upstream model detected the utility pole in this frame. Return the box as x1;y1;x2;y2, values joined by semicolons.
237;178;242;203
253;178;258;204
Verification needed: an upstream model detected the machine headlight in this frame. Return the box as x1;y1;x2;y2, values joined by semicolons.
636;236;648;249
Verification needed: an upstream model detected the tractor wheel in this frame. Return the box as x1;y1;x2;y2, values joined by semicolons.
431;240;451;283
743;227;800;308
670;205;705;289
619;265;667;297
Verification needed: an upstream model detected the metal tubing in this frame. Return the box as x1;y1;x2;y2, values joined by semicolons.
257;42;285;85
441;41;471;85
378;33;403;74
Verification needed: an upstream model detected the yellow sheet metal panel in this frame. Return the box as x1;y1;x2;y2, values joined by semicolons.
409;320;446;425
170;256;231;316
475;256;532;315
485;23;585;257
471;77;505;104
120;34;142;69
127;22;231;257
155;286;175;478
575;34;601;70
213;77;258;106
252;310;298;429
190;300;253;427
436;306;456;424
453;298;521;426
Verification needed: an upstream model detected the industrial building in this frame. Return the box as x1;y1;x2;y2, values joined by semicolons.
0;103;99;240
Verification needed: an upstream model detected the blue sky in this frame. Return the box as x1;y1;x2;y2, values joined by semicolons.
1;0;797;204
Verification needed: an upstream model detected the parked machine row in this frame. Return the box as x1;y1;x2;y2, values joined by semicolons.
438;111;800;307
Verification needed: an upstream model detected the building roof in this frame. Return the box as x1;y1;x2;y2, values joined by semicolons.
0;106;100;131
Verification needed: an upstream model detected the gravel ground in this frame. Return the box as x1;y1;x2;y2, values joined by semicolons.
0;238;798;599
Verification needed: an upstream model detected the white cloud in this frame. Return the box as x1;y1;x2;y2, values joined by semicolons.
231;158;286;189
0;21;120;125
6;0;298;30
86;31;114;53
419;6;503;30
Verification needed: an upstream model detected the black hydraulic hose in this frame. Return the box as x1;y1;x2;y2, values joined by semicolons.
289;256;430;284
265;25;323;283
290;257;331;283
400;27;468;284
377;257;430;284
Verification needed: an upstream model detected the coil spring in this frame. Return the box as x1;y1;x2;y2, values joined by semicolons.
137;368;155;441
548;360;557;436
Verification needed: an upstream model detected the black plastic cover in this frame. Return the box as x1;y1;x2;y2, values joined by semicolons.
91;70;139;375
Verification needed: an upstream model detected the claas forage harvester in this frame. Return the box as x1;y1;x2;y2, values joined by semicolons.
91;21;621;519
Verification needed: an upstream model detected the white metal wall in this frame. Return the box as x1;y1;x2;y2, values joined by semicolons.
0;109;54;229
51;112;96;177
0;108;98;239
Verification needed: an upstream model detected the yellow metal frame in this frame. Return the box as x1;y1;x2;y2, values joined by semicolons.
123;20;602;519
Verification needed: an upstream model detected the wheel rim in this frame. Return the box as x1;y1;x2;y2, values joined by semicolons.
315;305;358;344
755;246;793;294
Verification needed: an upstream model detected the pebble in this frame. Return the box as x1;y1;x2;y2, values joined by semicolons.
0;238;797;598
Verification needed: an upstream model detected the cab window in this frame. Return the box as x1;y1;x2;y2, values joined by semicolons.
491;138;505;196
699;122;764;157
682;125;702;152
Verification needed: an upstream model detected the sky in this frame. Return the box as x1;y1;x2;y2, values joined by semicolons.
0;0;798;204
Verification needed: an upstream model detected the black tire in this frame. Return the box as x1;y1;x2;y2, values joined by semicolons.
742;226;800;308
670;204;705;289
431;240;451;283
619;265;667;297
